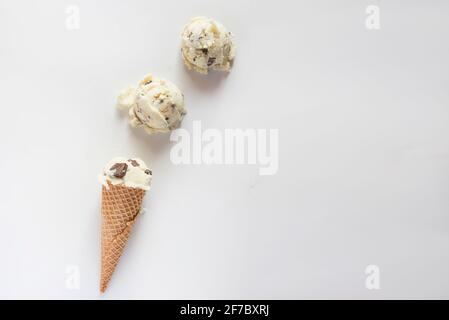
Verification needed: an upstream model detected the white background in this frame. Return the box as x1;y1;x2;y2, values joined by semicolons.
1;0;449;299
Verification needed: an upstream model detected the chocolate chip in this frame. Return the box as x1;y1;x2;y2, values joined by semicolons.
128;159;140;167
165;117;169;121
145;169;152;175
201;48;208;54
207;57;216;66
110;163;128;178
144;80;152;85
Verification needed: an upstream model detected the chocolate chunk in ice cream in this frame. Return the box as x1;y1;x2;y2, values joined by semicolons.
110;163;128;178
128;159;140;167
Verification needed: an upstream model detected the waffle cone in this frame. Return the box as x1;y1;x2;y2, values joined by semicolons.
100;182;146;293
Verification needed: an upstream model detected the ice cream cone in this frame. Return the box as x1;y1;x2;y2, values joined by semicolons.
100;182;146;293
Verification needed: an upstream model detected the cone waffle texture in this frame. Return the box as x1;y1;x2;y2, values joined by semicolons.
100;182;145;293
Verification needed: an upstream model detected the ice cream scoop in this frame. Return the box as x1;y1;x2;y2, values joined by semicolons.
100;157;152;191
181;16;235;74
117;74;187;134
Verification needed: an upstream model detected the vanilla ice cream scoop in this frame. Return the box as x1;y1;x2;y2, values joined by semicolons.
181;17;235;74
99;157;152;190
117;74;187;134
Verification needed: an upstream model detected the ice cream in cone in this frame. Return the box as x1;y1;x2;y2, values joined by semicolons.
99;157;152;293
